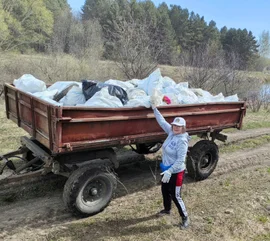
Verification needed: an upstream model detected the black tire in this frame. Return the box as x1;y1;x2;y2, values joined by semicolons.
63;165;117;217
186;140;219;181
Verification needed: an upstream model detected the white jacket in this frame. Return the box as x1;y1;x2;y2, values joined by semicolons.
153;108;189;174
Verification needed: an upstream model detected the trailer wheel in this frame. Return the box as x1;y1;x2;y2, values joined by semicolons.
186;140;219;181
63;165;117;217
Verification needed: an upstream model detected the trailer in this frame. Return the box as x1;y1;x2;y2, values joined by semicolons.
0;83;246;217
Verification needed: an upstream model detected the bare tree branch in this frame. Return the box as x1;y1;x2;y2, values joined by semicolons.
179;44;253;97
105;16;163;79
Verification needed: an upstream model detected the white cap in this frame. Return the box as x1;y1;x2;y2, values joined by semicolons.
171;117;186;127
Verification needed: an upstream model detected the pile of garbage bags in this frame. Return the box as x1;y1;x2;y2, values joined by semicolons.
13;69;239;108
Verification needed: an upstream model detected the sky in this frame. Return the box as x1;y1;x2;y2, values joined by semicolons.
67;0;270;40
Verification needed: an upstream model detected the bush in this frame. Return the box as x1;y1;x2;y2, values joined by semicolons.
246;90;263;112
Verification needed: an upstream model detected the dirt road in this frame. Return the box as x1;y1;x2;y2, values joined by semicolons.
0;128;269;241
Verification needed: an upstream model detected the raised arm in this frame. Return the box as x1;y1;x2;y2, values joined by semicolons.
153;107;171;134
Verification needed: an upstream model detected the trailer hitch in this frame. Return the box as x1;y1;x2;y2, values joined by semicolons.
0;155;43;175
0;156;16;174
0;147;28;175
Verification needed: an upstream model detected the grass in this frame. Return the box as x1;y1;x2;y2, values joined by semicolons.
40;165;270;241
220;135;270;154
0;102;27;153
257;216;269;224
0;54;125;86
242;109;270;130
221;108;270;134
253;233;270;241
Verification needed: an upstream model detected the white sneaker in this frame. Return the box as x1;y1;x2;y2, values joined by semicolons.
180;217;189;229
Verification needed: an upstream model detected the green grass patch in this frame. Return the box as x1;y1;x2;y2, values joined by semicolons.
257;216;268;224
219;109;270;134
253;233;270;241
242;109;270;130
220;135;270;154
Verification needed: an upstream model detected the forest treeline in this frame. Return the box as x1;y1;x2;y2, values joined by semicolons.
0;0;270;79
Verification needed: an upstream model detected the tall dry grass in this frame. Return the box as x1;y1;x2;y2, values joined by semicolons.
0;54;126;88
1;53;268;85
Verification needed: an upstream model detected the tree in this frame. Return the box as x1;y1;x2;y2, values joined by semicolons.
108;16;162;79
179;44;251;98
0;2;11;49
44;0;69;16
0;0;54;52
169;5;190;50
156;2;176;64
187;12;208;50
179;44;224;91
221;28;259;70
48;8;104;59
48;8;72;53
203;20;220;46
130;0;144;20
138;0;158;26
82;0;112;21
69;19;104;59
258;30;270;57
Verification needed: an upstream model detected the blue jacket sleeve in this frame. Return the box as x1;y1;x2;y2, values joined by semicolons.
153;107;171;134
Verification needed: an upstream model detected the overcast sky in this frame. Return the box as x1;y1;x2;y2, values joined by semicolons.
67;0;270;40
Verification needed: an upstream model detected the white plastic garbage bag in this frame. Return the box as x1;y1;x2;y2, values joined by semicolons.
163;86;180;95
142;74;177;96
125;96;151;108
60;86;86;106
224;94;239;102
177;87;199;104
126;79;141;87
137;68;163;96
13;74;46;93
162;76;176;88
176;82;189;88
126;88;147;100
105;79;134;91
39;96;63;106
83;87;123;108
31;89;58;99
14;68;240;107
163;81;187;95
210;93;225;102
191;88;213;103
